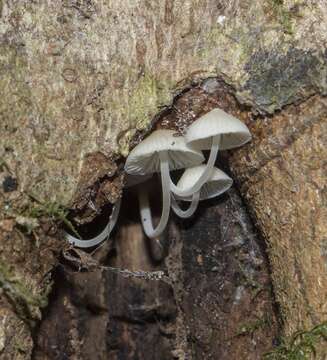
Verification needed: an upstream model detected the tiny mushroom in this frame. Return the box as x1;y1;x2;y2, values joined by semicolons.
64;174;150;248
65;197;121;248
170;108;251;197
124;129;204;238
171;165;233;218
171;191;200;219
65;108;252;247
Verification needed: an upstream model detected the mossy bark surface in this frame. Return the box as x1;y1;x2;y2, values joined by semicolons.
1;0;327;205
0;0;326;358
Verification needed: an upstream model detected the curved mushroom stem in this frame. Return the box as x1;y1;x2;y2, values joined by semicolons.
65;197;121;248
138;152;171;238
170;135;220;197
171;192;200;218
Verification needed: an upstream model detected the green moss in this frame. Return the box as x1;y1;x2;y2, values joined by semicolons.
264;322;327;359
116;71;173;155
270;0;294;34
198;26;224;61
0;262;51;324
22;194;80;238
129;74;171;128
0;45;31;121
205;26;221;47
237;315;272;337
13;340;29;354
0;158;9;172
200;24;254;72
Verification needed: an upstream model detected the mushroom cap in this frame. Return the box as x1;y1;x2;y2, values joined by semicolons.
176;165;232;201
124;129;204;175
185;108;251;150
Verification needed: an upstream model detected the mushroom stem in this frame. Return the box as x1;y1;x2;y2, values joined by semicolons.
138;152;171;238
171;192;200;218
65;197;121;248
170;135;220;197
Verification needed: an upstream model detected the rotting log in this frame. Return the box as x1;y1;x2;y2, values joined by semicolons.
0;1;326;358
34;187;278;360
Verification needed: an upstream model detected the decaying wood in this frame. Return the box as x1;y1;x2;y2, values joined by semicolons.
230;95;327;336
0;0;326;358
34;188;278;359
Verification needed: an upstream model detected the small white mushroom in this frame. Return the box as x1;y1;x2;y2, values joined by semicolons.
65;197;121;248
170;108;251;197
171;191;200;218
171;165;233;218
124;129;204;238
65;174;151;248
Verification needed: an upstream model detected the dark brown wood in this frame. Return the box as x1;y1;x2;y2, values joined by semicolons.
34;186;277;359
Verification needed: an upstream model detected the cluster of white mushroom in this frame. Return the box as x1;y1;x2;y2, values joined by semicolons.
65;108;251;248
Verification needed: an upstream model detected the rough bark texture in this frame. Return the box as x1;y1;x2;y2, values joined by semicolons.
0;0;326;359
1;0;327;205
230;95;327;335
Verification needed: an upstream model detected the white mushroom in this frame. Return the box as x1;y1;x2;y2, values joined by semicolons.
170;108;251;197
65;197;121;248
171;165;233;218
171;191;200;218
66;174;154;248
124;129;204;238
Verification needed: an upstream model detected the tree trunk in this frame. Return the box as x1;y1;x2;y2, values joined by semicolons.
0;1;326;359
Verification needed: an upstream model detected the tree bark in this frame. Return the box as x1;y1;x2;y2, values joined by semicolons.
0;1;326;359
